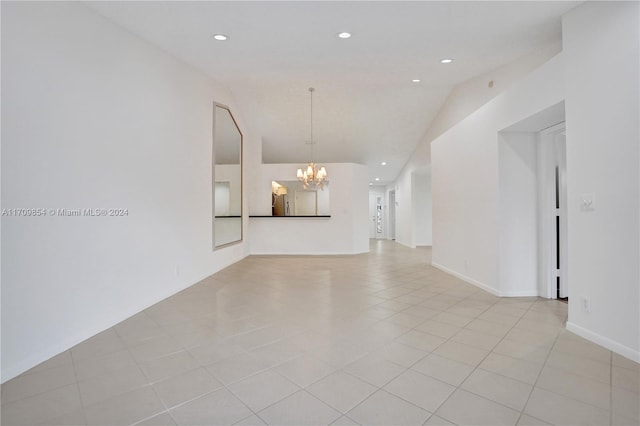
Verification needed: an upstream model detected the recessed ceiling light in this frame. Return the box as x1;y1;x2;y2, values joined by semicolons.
412;79;421;83
213;34;228;41
369;182;373;186
381;162;387;166
338;32;352;39
375;178;380;181
440;58;453;64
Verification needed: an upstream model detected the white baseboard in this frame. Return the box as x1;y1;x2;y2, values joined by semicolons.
431;262;500;297
500;290;540;297
249;251;368;256
395;240;416;249
566;322;640;363
430;262;538;298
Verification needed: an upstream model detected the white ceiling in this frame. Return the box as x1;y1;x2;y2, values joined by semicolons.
86;1;579;184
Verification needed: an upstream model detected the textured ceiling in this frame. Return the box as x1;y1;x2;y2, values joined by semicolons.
87;1;579;184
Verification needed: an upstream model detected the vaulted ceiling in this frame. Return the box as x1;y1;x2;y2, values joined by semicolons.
87;1;579;184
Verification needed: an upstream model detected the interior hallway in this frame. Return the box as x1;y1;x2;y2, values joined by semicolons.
1;241;638;425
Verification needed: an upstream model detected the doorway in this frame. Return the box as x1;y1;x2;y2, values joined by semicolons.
498;101;566;299
540;125;568;300
369;190;385;239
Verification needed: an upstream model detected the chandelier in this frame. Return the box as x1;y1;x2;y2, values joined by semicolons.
297;88;327;190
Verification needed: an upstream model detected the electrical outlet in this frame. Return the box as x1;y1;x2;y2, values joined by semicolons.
582;296;591;313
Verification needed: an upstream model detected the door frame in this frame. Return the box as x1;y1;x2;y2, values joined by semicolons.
368;191;376;238
537;123;568;299
388;190;396;240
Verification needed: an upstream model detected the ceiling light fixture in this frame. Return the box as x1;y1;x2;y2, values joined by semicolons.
375;178;380;181
297;88;328;190
213;34;228;41
412;79;421;83
381;162;387;166
338;32;352;39
440;58;453;64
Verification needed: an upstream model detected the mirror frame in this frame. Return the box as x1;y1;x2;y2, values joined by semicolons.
213;103;243;250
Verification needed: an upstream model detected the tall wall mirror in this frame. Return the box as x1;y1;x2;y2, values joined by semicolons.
213;104;242;248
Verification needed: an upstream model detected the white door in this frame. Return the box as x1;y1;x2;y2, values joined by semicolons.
375;195;384;239
369;190;385;239
389;191;396;240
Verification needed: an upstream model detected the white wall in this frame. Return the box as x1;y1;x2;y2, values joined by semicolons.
385;186;397;241
394;170;414;248
1;2;253;381
391;40;562;253
430;1;639;361
214;217;243;247
563;2;639;361
249;163;369;255
498;132;539;296
431;53;564;296
413;173;432;246
215;164;242;216
393;170;432;249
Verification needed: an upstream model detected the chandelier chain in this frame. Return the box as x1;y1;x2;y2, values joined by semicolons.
309;87;314;162
296;87;327;190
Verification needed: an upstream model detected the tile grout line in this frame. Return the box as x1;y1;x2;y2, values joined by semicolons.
515;307;566;426
239;274;527;424
68;349;90;426
610;350;613;426
0;355;81;419
12;242;631;426
243;264;456;424
115;311;174;426
108;308;247;425
130;333;305;425
419;294;535;424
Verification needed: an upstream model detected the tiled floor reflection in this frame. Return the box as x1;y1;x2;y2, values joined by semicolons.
2;241;639;425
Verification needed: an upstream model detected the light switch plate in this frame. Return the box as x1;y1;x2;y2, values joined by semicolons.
581;193;595;212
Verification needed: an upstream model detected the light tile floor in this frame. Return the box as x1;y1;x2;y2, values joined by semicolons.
2;241;639;425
